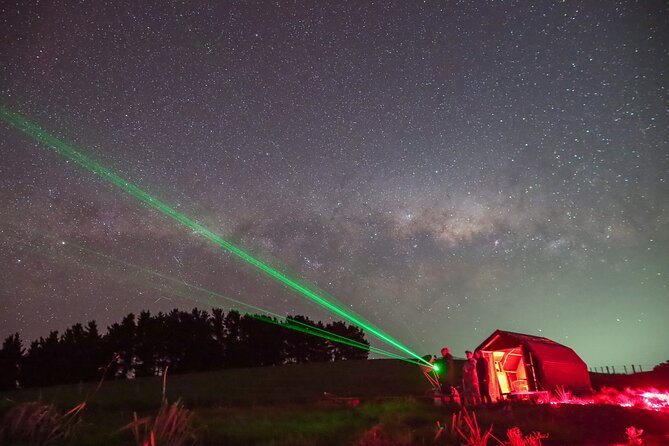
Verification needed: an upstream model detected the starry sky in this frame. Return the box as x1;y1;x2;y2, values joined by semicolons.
1;1;667;369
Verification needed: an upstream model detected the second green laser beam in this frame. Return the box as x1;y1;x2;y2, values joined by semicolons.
1;105;429;366
58;238;417;363
0;220;409;362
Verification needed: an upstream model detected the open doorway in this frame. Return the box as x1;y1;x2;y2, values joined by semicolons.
482;347;537;401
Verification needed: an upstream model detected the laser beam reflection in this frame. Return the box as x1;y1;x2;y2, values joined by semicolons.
1;106;429;365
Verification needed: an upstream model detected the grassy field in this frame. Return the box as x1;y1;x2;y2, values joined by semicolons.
1;359;668;445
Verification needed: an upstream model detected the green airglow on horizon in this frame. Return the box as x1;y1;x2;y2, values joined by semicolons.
0;105;429;366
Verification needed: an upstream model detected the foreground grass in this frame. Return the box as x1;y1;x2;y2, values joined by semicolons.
2;360;669;445
60;400;669;446
196;402;413;446
0;359;426;410
0;360;426;445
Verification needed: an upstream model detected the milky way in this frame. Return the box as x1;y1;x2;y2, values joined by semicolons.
1;1;667;368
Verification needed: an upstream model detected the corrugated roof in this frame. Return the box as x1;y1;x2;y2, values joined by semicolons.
477;330;565;350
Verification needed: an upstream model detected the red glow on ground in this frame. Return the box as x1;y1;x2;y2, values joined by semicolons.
547;387;669;412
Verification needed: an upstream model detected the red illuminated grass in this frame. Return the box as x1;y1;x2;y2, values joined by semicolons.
546;387;669;412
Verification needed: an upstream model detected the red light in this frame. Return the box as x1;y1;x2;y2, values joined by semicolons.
543;387;669;412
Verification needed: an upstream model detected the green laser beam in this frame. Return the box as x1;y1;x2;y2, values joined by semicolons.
1;107;426;365
54;238;416;362
0;105;429;365
253;314;386;358
59;242;419;363
276;318;424;365
0;221;401;362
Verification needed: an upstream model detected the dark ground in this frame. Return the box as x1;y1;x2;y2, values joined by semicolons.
1;359;668;445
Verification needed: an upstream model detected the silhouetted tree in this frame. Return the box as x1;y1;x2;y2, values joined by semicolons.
223;310;244;368
77;320;105;381
209;308;226;369
158;310;182;372
166;308;218;373
135;311;158;377
283;316;330;363
326;321;370;361
7;306;371;388
22;331;62;387
0;333;23;390
239;315;286;367
58;322;104;383
105;313;136;378
60;323;84;383
309;320;334;363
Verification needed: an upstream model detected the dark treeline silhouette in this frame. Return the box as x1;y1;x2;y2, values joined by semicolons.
0;308;369;390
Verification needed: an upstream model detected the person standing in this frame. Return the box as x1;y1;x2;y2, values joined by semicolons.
434;347;455;399
475;350;492;404
462;350;481;406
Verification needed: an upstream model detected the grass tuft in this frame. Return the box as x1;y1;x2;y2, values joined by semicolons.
455;407;502;446
624;426;643;445
0;400;85;445
553;385;572;404
505;426;548;446
121;400;198;446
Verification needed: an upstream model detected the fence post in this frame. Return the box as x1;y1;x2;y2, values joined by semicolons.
632;364;636;373
623;365;627;374
639;365;643;372
612;366;616;374
606;366;610;374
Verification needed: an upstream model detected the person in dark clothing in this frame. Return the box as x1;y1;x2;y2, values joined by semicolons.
462;350;481;406
475;350;492;404
434;347;455;397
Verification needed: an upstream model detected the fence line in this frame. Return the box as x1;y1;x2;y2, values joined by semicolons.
588;364;657;374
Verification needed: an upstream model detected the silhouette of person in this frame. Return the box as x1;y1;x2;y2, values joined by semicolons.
434;347;455;398
462;350;481;406
475;350;492;404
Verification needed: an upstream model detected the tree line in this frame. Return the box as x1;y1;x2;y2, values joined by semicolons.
0;308;369;390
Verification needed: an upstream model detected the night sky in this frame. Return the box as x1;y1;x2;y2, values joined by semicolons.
1;1;667;369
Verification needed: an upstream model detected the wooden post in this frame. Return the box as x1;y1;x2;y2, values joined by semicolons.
527;351;540;391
